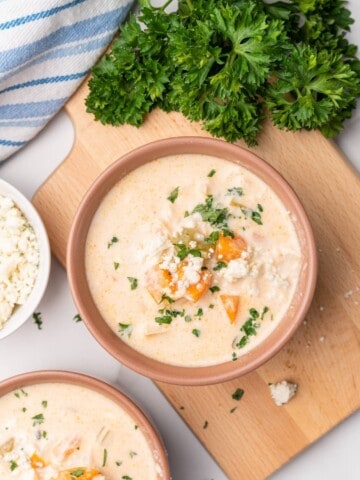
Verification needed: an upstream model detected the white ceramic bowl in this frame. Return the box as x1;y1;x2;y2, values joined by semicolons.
0;179;51;339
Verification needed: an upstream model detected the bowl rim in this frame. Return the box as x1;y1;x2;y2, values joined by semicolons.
67;136;317;385
0;369;170;479
0;179;51;340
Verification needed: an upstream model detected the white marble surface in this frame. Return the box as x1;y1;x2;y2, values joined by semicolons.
0;3;360;478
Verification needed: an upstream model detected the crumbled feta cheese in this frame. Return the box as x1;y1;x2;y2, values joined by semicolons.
135;227;171;266
221;258;249;283
0;195;39;329
344;290;353;298
181;255;203;285
179;212;202;230
269;381;298;406
264;264;289;287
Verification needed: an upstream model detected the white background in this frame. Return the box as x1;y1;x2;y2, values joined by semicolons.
0;2;359;479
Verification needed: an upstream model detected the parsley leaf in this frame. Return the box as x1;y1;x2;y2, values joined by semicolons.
208;169;216;177
33;312;42;330
232;388;245;401
70;469;85;478
32;413;45;426
107;236;119;248
227;187;244;196
192;329;201;337
155;308;184;325
213;261;227;271
127;277;138;290
167;186;179;203
118;323;133;337
209;285;220;293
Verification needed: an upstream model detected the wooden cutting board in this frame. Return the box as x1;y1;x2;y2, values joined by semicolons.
33;81;360;480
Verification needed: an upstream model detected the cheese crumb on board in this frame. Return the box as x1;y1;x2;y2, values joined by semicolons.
269;381;298;406
0;195;39;328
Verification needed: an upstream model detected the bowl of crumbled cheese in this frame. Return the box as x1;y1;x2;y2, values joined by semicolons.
0;179;51;339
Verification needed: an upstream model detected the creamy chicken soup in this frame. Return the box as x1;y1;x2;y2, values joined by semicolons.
0;383;161;480
86;154;302;366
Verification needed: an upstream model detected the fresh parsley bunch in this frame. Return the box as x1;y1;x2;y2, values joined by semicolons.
85;0;360;145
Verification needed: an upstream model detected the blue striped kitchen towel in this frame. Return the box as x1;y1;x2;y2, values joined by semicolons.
0;0;134;162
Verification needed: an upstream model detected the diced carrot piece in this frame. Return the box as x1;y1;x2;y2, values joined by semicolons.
185;270;212;302
215;235;247;262
146;265;173;302
30;453;47;469
56;469;101;480
220;295;240;323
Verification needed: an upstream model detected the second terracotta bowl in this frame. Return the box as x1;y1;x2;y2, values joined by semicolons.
0;370;170;478
67;137;317;385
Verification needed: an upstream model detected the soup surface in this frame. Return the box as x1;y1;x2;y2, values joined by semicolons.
86;154;302;366
0;383;161;479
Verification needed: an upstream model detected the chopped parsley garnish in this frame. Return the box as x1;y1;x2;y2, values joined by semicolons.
70;470;85;478
204;231;220;244
32;413;44;426
208;169;216;177
14;392;20;399
113;262;120;270
22;407;27;412
107;236;119;248
241;204;263;225
155;314;173;325
41;400;47;408
127;277;138;290
33;312;42;330
192;329;201;337
159;293;175;304
73;314;82;322
118;323;133;337
209;304;214;309
192;195;233;236
21;389;28;396
249;308;259;319
232;352;237;361
261;306;270;320
209;285;220;293
116;461;123;466
175;243;202;261
122;476;133;480
9;460;18;471
195;308;203;317
184;315;192;323
179;406;185;410
232;388;245;401
129;451;137;458
102;448;108;467
213;261;227;271
203;420;209;429
167;186;179;203
230;407;237;413
42;431;47;439
155;308;183;325
251;210;263;225
227;187;244;196
134;424;138;430
236;308;262;348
